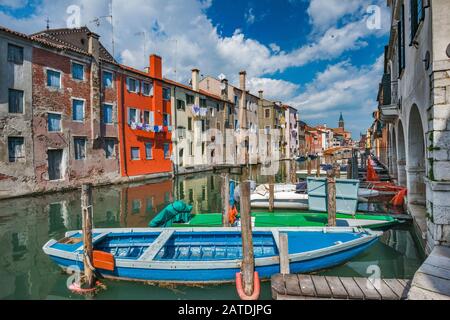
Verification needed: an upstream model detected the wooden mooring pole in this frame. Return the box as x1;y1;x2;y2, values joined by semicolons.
240;169;255;297
347;159;353;180
81;183;95;288
221;173;230;227
307;158;312;176
316;156;321;177
290;159;297;184
279;232;290;275
327;166;337;227
268;175;275;212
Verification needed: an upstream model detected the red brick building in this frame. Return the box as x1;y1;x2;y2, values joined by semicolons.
30;28;121;192
117;55;173;178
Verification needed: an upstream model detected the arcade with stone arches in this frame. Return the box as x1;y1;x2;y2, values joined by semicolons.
389;104;427;206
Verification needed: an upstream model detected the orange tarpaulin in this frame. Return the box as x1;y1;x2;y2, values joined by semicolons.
391;188;408;207
366;157;380;181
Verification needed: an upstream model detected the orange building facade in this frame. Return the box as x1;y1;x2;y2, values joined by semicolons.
117;55;173;177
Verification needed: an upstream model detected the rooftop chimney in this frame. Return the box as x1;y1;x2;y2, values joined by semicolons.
87;32;100;61
192;68;200;92
221;78;229;100
239;70;246;91
149;54;162;79
258;90;263;99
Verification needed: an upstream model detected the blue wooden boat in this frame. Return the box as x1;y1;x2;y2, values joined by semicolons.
42;227;381;284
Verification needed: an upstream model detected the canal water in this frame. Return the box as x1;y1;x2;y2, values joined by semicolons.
0;161;425;300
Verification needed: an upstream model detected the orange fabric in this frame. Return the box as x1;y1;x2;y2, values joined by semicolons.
229;206;238;225
391;188;407;206
93;250;115;271
370;181;405;192
366;158;380;181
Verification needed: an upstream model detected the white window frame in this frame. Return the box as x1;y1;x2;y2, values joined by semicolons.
102;103;114;125
71;60;85;81
102;70;114;89
73;137;87;161
104;138;116;159
45;67;62;89
128;107;139;124
142;82;153;96
127;77;139;93
131;147;140;160
71;97;86;123
48;112;63;133
145;142;153;160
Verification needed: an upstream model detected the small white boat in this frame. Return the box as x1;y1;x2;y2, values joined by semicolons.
251;191;309;210
251;184;380;210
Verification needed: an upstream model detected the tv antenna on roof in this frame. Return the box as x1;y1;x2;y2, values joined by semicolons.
45;17;51;30
89;0;115;59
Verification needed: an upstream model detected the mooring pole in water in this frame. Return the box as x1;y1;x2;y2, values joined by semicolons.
307;158;312;176
347;159;352;180
327;166;337;227
240;168;255;297
316;156;321;177
290;159;297;184
279;232;290;275
268;175;275;212
81;183;95;288
221;173;230;227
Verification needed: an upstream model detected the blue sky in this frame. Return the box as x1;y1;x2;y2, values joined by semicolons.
0;0;391;138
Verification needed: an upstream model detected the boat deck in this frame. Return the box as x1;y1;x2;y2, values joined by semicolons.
271;274;411;300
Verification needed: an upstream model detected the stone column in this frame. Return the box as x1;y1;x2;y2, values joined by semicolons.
397;159;407;187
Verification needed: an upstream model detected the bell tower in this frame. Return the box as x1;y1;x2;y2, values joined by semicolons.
339;112;344;129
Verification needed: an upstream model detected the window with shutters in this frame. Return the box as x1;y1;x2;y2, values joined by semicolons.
164;143;170;159
142;82;153;96
74;137;86;160
410;0;424;44
127;77;139;93
7;44;23;64
72;99;85;122
47;69;61;88
8;137;25;162
200;98;207;108
163;113;170;126
131;147;140;160
163;88;171;100
188;117;192;131
71;62;84;80
8;89;24;113
102;104;113;124
186;94;195;105
264;108;270;118
103;70;114;88
177;99;186;110
145;142;153;160
104;138;115;159
48;113;62;132
398;4;406;74
128;108;138;124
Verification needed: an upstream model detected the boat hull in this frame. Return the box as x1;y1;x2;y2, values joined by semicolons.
47;237;378;283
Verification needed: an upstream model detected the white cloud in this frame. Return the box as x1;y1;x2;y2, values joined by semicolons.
289;55;384;119
248;77;299;101
0;0;389;83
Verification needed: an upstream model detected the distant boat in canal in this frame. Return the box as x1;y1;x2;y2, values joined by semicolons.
42;227;381;283
165;211;398;230
250;183;379;211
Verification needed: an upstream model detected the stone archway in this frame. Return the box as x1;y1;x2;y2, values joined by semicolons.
407;105;426;204
396;120;407;186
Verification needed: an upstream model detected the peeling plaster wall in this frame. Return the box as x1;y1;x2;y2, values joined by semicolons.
31;46;121;194
0;33;35;198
